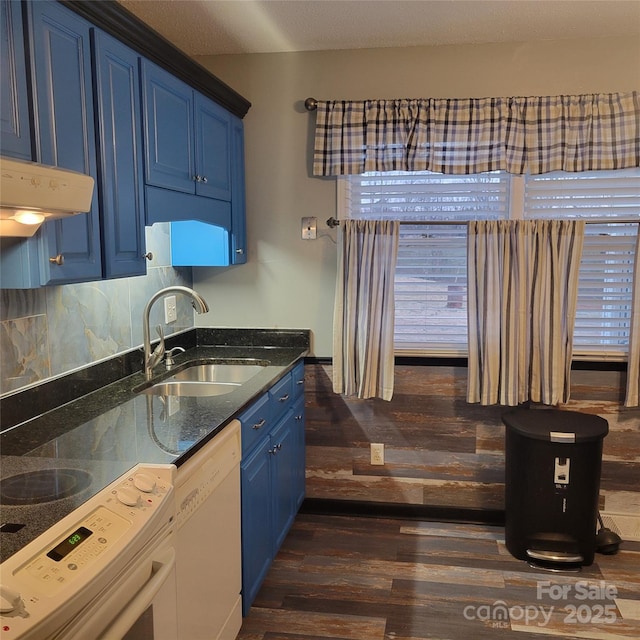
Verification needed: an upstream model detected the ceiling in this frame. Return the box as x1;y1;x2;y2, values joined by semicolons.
117;0;640;57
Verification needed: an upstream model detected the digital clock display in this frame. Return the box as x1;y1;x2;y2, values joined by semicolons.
46;526;93;562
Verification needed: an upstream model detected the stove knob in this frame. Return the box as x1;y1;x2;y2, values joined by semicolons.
133;473;156;493
0;585;22;614
116;487;141;507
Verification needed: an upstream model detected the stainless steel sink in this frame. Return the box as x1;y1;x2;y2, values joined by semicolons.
170;364;265;384
141;380;242;397
137;361;267;397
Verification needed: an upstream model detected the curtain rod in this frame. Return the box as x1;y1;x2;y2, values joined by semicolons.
326;217;639;228
305;98;318;111
327;217;457;227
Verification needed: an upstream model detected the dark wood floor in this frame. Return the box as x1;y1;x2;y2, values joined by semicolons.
238;513;640;640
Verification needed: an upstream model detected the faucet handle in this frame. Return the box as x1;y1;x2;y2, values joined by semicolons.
146;325;166;370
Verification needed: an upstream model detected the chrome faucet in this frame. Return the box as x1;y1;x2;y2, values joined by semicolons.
143;286;209;380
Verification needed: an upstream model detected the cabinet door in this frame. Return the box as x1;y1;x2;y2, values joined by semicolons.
28;0;101;284
229;115;247;264
292;395;306;510
271;412;296;553
93;31;146;279
195;93;231;201
1;0;31;159
142;61;194;195
241;438;273;616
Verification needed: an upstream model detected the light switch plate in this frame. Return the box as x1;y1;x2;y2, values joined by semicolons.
301;217;317;240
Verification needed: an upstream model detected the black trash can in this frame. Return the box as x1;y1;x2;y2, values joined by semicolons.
502;408;608;568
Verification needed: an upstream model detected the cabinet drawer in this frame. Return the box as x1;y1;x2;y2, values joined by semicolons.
269;373;293;415
291;361;305;399
239;393;270;455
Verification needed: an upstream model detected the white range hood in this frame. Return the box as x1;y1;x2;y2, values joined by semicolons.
0;156;94;237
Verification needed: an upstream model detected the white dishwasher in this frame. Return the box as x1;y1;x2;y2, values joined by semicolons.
175;420;242;640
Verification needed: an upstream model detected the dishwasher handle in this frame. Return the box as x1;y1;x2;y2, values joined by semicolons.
98;546;176;639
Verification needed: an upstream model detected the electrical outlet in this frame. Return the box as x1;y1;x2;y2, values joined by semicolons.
164;295;177;323
371;443;384;465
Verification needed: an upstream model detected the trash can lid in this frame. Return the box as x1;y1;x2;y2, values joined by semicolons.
502;408;608;442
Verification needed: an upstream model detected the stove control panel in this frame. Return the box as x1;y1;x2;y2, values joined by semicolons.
0;463;176;639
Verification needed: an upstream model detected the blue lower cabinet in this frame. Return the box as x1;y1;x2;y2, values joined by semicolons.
271;412;297;552
292;395;306;510
240;364;305;616
240;436;273;613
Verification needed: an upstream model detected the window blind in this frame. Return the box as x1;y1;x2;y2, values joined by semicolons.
523;168;640;220
395;224;468;354
340;169;639;358
341;172;510;354
342;171;509;221
523;168;639;358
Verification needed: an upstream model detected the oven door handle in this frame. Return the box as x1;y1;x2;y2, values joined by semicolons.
98;546;176;639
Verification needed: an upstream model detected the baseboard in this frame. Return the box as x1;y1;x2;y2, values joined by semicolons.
300;498;505;526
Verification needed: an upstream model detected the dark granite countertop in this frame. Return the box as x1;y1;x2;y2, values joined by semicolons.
0;328;309;562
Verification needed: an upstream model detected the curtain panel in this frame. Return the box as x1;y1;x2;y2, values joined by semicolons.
625;228;640;407
333;219;399;401
312;92;639;176
467;219;585;406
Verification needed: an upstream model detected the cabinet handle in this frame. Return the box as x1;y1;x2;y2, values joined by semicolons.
49;254;64;266
252;418;266;430
235;248;244;255
278;393;289;403
201;176;208;183
193;174;201;182
296;379;304;385
142;252;153;261
295;414;303;421
268;443;283;455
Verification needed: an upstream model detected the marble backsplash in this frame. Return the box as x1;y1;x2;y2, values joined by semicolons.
0;224;195;395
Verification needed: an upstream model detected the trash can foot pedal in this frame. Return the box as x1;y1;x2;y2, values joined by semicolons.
527;560;582;573
526;549;583;572
526;549;584;563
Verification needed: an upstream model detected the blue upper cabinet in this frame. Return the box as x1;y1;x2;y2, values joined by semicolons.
169;111;247;266
0;1;248;286
143;62;232;202
230;115;247;263
1;1;149;289
92;30;147;279
142;60;235;231
0;0;32;160
142;62;195;194
27;0;102;284
195;93;232;202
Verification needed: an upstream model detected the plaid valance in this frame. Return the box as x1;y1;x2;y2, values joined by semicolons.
312;92;640;176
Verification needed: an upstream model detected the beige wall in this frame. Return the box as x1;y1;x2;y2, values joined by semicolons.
193;36;640;357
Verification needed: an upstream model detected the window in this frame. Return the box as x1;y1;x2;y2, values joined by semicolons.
339;168;639;359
